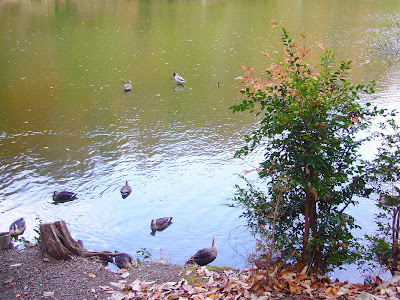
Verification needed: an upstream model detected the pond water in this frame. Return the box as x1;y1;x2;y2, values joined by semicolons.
1;0;400;282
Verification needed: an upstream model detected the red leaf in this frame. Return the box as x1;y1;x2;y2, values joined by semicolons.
372;275;383;285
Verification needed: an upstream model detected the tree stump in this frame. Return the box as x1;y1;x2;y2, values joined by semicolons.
0;232;11;250
40;220;118;262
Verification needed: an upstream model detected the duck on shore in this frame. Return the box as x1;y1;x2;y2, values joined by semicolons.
186;236;217;266
9;217;26;238
115;252;134;269
150;217;173;235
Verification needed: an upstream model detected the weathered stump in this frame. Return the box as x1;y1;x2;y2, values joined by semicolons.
40;220;118;262
0;232;11;250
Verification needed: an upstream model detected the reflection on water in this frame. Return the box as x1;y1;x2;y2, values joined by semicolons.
1;0;400;282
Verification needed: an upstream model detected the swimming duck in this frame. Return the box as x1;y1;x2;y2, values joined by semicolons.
173;72;186;85
9;217;26;238
124;80;132;91
120;181;132;199
53;191;77;203
379;192;399;206
150;217;173;235
186;236;217;266
115;252;134;269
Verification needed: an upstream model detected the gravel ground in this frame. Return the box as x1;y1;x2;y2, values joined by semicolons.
0;245;185;299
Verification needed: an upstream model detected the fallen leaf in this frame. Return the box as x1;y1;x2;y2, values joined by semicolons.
110;282;126;289
10;263;22;267
289;283;297;293
43;291;54;297
105;290;116;294
193;286;206;293
331;287;338;295
296;273;309;281
121;272;129;279
373;275;383;285
208;275;214;284
109;291;126;300
183;284;194;295
88;273;96;278
167;294;182;300
16;292;27;298
243;289;250;298
325;286;333;295
152;290;162;298
129;279;141;291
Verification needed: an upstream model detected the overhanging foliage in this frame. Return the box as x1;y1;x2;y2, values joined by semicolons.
230;27;385;273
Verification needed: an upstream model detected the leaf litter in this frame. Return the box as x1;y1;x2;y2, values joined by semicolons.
106;263;400;300
2;246;400;299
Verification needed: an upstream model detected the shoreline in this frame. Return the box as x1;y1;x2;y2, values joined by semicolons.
2;244;400;299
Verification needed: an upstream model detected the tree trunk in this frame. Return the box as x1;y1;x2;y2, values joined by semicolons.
0;232;11;250
40;220;118;262
302;191;311;264
303;190;317;265
392;208;400;275
303;177;319;272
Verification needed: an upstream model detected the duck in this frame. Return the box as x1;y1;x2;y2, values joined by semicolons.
186;236;217;266
379;192;399;206
120;181;132;199
173;72;186;85
124;80;132;91
9;217;26;238
115;252;134;269
53;191;77;203
150;217;173;235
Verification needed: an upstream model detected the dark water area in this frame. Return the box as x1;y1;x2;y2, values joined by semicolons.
1;0;400;283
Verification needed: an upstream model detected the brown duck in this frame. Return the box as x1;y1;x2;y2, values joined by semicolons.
186;236;217;266
53;191;77;203
9;217;26;238
115;252;134;269
120;181;132;199
150;217;173;235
